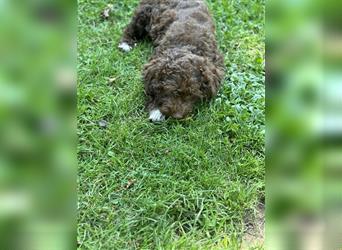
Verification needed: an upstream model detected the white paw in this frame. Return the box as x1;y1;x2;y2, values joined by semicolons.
118;42;132;52
149;109;165;122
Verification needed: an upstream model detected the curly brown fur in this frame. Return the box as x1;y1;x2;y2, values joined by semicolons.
119;0;224;121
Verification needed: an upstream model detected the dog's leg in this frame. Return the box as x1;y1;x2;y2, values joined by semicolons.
119;4;152;52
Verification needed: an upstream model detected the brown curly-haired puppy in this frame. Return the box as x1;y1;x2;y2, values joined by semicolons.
119;0;224;122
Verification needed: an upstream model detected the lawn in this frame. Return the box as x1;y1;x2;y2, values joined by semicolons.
78;0;265;249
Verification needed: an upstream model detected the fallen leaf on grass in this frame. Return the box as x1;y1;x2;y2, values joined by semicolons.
101;4;113;20
107;77;117;84
98;119;108;128
115;179;136;192
124;179;135;190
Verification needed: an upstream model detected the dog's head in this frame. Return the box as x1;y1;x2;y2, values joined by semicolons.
144;51;223;120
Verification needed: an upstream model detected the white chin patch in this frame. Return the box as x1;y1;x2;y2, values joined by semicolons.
149;109;165;122
118;42;132;52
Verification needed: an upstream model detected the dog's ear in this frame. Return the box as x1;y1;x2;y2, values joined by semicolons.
143;59;160;83
198;58;224;98
144;58;179;97
143;58;162;95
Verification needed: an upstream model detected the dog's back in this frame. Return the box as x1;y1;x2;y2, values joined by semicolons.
148;0;220;61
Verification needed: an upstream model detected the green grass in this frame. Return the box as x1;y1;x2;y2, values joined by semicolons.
78;0;265;249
